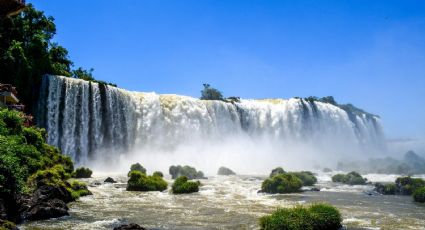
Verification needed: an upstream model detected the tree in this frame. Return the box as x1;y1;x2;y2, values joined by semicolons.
200;83;223;100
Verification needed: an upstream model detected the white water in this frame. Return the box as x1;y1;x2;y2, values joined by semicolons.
37;75;385;173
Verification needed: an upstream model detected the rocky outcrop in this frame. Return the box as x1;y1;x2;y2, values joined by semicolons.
113;223;147;230
18;185;72;221
104;177;117;183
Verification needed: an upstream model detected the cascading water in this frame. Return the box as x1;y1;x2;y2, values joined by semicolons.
37;75;385;171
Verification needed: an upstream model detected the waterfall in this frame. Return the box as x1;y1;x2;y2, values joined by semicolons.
37;75;386;166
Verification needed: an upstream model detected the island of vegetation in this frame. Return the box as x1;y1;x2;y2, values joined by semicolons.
169;165;206;180
374;176;425;203
331;171;367;185
172;176;201;194
261;167;318;194
217;166;236;176
259;203;342;230
126;164;167;192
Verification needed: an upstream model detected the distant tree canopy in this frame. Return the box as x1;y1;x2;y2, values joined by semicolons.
200;83;224;100
0;4;115;113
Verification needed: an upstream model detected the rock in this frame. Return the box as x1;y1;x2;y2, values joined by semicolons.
19;185;72;221
104;177;117;183
0;219;19;230
217;167;236;176
310;187;320;192
25;198;69;221
113;223;147;230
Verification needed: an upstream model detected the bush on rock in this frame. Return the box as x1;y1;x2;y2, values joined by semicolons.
259;203;342;230
171;176;200;194
261;174;303;194
217;166;236;176
332;171;366;185
126;171;167;192
413;187;425;203
169;165;205;179
72;167;92;178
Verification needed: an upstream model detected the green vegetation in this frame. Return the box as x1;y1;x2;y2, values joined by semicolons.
332;171;367;185
129;163;146;175
126;170;167;192
171;176;200;194
68;180;92;200
289;171;317;186
261;174;303;194
374;183;397;195
395;176;425;195
169;165;205;179
0;219;17;230
413;187;425;203
217;166;236;176
269;167;285;177
0;109;73;197
72;167;92;178
0;4;115;113
200;83;224;100
153;171;164;178
259;203;342;230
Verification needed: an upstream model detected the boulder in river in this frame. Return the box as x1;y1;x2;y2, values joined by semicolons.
217;167;236;176
104;177;117;183
113;223;147;230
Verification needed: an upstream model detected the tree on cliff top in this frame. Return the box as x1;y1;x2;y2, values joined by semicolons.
200;84;224;100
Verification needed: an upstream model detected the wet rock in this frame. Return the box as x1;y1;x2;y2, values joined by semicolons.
113;223;147;230
104;177;117;183
25;198;69;221
19;185;72;221
217;167;236;176
310;187;320;192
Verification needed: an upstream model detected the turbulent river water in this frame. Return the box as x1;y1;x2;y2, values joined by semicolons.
20;172;425;230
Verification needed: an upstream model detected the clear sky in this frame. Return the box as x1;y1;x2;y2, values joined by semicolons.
28;0;425;140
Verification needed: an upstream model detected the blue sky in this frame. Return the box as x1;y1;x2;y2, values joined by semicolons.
29;0;425;139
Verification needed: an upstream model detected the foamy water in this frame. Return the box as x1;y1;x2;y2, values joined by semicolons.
20;173;425;230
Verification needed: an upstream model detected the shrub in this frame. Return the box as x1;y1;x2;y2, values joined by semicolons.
200;83;223;100
130;163;146;174
126;170;167;192
217;166;236;176
261;174;303;194
153;171;164;178
289;171;317;186
395;176;425;195
73;167;92;178
269;167;285;177
374;183;397;195
169;165;205;179
332;171;366;185
259;203;342;230
172;176;200;194
413;187;425;203
28;164;70;188
68;180;92;200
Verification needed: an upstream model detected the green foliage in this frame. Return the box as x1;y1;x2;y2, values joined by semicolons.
413;187;425;203
72;167;92;178
172;176;200;194
169;165;205;179
68;180;91;200
28;164;70;188
153;171;164;178
269;167;286;177
289;171;317;186
0;109;74;197
217;166;236;176
129;163;146;175
0;4;115;112
259;203;342;230
261;174;303;194
332;171;366;185
72;67;117;87
200;83;224;100
0;219;17;230
395;177;425;195
126;170;168;192
375;183;397;195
